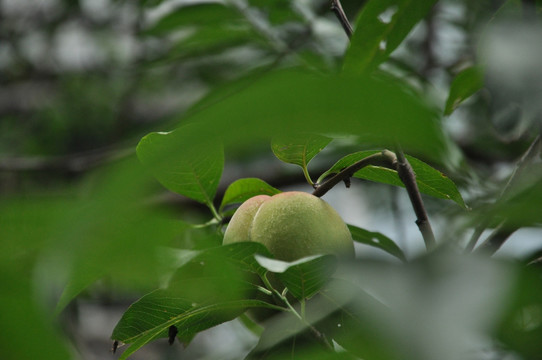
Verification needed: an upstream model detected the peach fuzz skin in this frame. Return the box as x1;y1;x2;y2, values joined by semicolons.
223;191;354;261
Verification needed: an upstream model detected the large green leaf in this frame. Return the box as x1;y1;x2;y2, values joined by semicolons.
166;24;264;61
51;158;186;314
0;269;72;360
348;225;406;262
220;178;281;211
343;0;438;75
144;3;243;36
320;150;466;208
276;255;337;301
444;66;485;115
0;157;188;323
167;242;273;294
136;124;224;207
112;242;277;358
112;290;277;360
247;0;304;24
181;70;448;162
255;254;338;300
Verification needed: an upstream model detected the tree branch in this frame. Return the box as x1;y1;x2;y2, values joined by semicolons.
330;0;353;38
313;147;436;250
394;145;436;250
329;3;437;250
312;150;396;198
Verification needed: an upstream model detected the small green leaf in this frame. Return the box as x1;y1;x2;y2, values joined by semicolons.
444;66;485;115
136;124;224;207
348;225;406;262
321;150;466;208
271;133;332;168
256;254;337;300
271;133;332;185
220;178;281;211
343;0;438;75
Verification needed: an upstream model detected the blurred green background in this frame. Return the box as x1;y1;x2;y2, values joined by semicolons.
1;0;542;359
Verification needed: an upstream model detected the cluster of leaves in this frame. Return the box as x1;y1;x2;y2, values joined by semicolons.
2;0;542;360
111;120;467;358
107;1;542;359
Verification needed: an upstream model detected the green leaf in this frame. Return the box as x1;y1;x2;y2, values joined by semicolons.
0;269;72;360
318;278;394;360
484;176;542;228
136;124;224;207
271;133;332;184
348;225;406;262
112;290;277;360
220;178;281;211
444;66;485;115
321;150;466;208
343;0;438;75
112;242;278;358
256;254;338;300
247;0;304;24
168;242;273;296
143;3;243;36
51;158;186;314
167;24;264;61
271;133;332;168
183;69;448;162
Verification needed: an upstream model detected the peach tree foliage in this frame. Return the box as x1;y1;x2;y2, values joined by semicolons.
2;1;541;360
107;1;542;360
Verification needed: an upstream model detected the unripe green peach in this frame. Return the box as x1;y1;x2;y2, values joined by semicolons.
223;195;270;244
223;191;354;261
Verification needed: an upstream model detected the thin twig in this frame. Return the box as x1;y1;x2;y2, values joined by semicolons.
475;221;517;256
500;135;541;199
394;144;436;250
330;0;353;38
466;135;541;253
312;150;396;198
464;220;488;253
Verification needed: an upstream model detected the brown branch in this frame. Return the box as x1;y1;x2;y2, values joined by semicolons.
329;3;437;250
330;0;353;38
394;145;436;250
313;147;436;250
312;150;396;198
